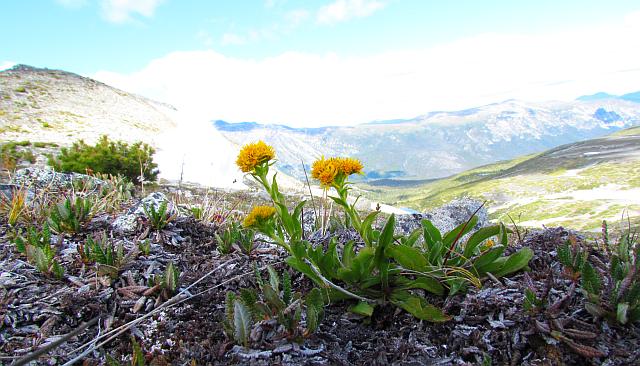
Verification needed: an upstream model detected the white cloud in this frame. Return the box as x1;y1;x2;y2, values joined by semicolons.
101;0;163;23
317;0;385;24
93;11;640;128
0;61;16;71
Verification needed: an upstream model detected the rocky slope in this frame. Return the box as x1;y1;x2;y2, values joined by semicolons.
0;64;176;145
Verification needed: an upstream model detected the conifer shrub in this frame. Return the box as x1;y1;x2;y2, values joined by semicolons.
48;135;158;183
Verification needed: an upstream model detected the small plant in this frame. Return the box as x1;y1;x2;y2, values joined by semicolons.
145;262;180;302
47;196;93;234
137;239;151;256
0;185;27;226
48;135;158;184
557;235;589;282
106;336;146;366
1;141;36;171
12;223;64;279
580;221;640;325
223;266;325;347
214;221;256;255
143;201;174;231
78;232;132;278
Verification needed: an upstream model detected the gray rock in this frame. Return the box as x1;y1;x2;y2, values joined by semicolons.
111;192;174;235
11;167;105;192
395;198;489;237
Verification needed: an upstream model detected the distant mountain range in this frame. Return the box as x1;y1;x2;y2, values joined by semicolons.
214;95;640;181
360;126;640;231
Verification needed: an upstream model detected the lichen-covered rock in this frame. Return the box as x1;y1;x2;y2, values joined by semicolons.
112;192;175;235
11;167;105;192
395;197;489;236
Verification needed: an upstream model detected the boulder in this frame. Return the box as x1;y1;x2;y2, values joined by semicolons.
395;198;489;237
11;167;106;192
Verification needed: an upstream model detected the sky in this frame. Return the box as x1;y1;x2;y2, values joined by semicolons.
2;0;640;127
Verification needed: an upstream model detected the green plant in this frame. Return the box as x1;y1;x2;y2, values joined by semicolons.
223;266;325;346
14;86;26;93
12;223;64;279
78;232;135;278
47;196;93;234
214;221;256;255
48;135;158;184
106;336;146;366
580;221;640;325
235;142;532;322
142;201;174;231
138;239;151;256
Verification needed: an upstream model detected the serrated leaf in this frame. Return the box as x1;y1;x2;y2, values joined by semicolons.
282;271;292;305
267;265;280;292
582;262;601;295
233;300;252;347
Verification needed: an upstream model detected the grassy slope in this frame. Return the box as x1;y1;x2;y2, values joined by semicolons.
359;127;640;230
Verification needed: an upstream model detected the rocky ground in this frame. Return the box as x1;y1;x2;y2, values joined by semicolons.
1;169;639;365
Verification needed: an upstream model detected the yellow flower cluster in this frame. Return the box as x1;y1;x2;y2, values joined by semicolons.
236;141;276;173
311;157;363;187
243;205;276;228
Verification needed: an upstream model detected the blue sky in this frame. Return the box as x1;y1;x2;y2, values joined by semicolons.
2;0;640;126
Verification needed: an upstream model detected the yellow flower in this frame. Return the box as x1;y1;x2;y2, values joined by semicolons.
335;157;363;176
243;205;276;228
311;157;339;187
311;156;364;188
236;141;275;173
482;239;495;251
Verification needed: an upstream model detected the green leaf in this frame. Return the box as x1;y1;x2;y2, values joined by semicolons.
582;261;602;295
52;261;64;279
282;271;292;305
342;241;356;268
33;247;49;274
402;228;422;247
493;248;534;277
617;302;629;325
267;265;280;292
285;257;322;286
443;216;478;249
262;284;286;312
233;300;252;347
387;245;427;272
374;214;395;268
390;291;450;322
473;246;506;273
463;225;500;258
349;301;374;316
396;276;444;295
421;219;442;251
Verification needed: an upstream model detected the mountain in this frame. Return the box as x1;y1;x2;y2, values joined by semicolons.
0;65;246;188
0;64;177;145
577;90;640;103
359;126;640;230
214;98;640;181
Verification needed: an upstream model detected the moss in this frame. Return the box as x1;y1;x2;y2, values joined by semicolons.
14;86;26;93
